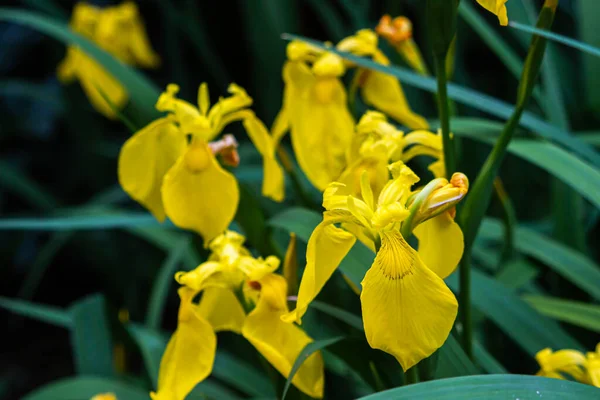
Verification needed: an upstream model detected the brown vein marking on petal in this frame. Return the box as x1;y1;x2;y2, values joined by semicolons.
376;231;415;280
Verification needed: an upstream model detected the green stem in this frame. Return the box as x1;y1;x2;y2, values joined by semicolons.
433;53;456;177
459;249;472;359
494;178;517;264
458;108;523;359
404;366;419;385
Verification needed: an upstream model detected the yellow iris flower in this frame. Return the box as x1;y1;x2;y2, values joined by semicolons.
340;111;445;200
476;0;509;26
283;161;468;371
57;1;160;118
118;83;284;243
274;30;427;191
536;344;600;387
151;231;324;400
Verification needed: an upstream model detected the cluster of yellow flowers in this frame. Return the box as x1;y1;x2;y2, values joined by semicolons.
151;231;323;399
60;1;599;399
58;1;160;118
536;344;600;387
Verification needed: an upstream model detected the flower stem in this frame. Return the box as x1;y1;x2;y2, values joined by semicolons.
459;249;472;358
404;366;419;385
433;52;456;177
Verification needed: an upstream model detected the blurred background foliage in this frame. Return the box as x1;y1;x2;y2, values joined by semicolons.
1;0;600;399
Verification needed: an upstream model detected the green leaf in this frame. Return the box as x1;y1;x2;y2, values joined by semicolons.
22;376;149;400
495;258;539;290
523;295;600;333
479;219;600;300
579;0;600;110
435;334;479;379
0;8;161;120
0;212;163;231
145;237;191;330
0;295;72;328
0;160;58;211
356;375;600;399
269;208;584;356
282;336;345;400
458;3;524;84
449;125;600;211
473;340;507;374
509;21;600;59
447;270;584;355
281;34;600;167
68;294;115;377
309;301;364;331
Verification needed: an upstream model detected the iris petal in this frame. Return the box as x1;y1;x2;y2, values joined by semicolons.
414;212;464;279
361;230;458;371
243;274;324;398
162;141;239;244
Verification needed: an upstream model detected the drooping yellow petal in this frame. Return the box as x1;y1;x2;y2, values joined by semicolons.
125;4;161;68
151;288;217;400
413;212;463;279
90;394;117;400
162;141;239;244
175;261;225;292
476;0;509;26
198;287;246;333
360;52;428;130
242;115;285;202
535;348;587;382
282;216;357;324
243;274;324;398
118;117;186;221
283;61;354;191
77;52;128;119
585;351;600;387
360;230;458;371
271;108;290;148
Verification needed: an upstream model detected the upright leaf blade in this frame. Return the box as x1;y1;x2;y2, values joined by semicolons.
69;294;115;377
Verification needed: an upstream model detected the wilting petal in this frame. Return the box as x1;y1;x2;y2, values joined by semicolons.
414;212;463;279
242;115;285;202
198;287;246;333
162;141;239;243
282;217;356;324
243;274;324;398
151;288;216;400
284;62;354;191
476;0;509;26
118;117;185;221
361;230;458;371
360;54;428;130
